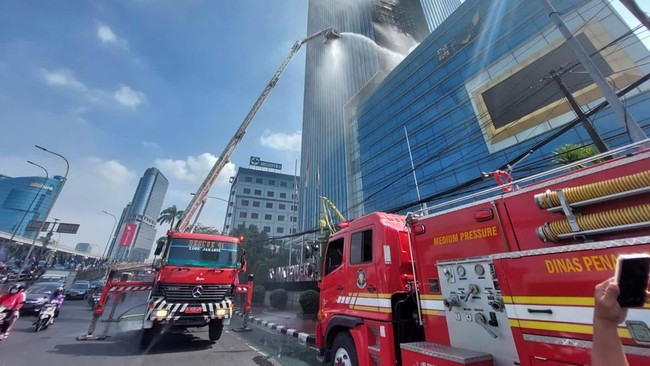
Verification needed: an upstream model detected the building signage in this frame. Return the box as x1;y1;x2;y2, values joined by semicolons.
119;223;137;247
56;223;80;234
249;156;282;170
30;182;54;191
26;220;46;232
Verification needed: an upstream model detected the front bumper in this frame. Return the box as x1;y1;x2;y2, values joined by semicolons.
145;297;233;325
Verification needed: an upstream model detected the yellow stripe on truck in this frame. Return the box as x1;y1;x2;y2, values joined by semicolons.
515;319;632;338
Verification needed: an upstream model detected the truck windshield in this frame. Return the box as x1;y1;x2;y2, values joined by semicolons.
167;238;238;268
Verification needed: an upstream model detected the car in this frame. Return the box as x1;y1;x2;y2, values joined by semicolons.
66;281;90;300
21;282;61;313
89;279;106;290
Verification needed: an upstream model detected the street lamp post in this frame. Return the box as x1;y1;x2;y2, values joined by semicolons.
101;210;117;259
35;145;69;225
189;193;228;233
18;161;49;277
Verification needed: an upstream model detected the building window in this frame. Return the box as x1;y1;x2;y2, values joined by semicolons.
291;228;296;234
280;181;288;187
277;227;284;234
239;212;248;218
278;215;285;221
251;213;259;219
263;226;271;233
280;193;287;199
256;178;263;184
269;180;275;186
324;238;344;275
350;229;373;264
243;188;251;194
265;214;272;220
245;177;252;182
254;190;261;195
279;204;286;210
241;200;249;206
292;205;298;211
253;201;260;207
267;191;274;197
266;202;273;209
291;217;297;223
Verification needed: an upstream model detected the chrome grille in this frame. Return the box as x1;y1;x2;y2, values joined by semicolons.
161;284;232;303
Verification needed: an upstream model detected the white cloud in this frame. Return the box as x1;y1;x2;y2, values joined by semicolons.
260;129;301;152
40;68;86;90
96;23;128;48
155;153;236;184
97;24;118;43
88;157;136;185
114;85;145;107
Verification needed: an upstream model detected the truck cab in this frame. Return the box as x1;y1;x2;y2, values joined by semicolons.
140;231;241;347
317;212;423;365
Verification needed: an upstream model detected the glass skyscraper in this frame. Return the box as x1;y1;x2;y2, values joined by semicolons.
300;0;432;231
109;167;168;262
352;0;650;214
0;174;64;241
420;0;462;31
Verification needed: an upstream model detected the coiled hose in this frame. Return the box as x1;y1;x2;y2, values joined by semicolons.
537;203;650;242
534;171;650;209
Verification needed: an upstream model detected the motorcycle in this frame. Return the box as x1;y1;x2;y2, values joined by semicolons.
87;291;101;310
0;305;12;329
34;300;58;332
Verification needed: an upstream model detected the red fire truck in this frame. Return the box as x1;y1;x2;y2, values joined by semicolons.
139;230;243;346
317;143;650;366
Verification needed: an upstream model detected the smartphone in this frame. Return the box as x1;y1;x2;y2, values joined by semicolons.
615;254;650;308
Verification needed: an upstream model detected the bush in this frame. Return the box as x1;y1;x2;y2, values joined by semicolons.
269;289;288;309
299;290;320;314
252;285;266;305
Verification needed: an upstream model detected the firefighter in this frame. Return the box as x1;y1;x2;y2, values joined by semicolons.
592;277;650;366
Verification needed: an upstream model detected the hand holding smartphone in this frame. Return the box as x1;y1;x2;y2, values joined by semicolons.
615;253;650;308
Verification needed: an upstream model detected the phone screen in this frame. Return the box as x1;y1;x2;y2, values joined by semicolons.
617;256;650;308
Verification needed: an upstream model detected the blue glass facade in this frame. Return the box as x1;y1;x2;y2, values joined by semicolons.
420;0;461;31
353;0;650;214
300;0;433;231
0;175;63;240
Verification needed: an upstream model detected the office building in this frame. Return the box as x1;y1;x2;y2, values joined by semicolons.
109;168;168;262
349;0;650;214
420;0;462;31
224;167;299;237
0;174;64;240
300;0;433;231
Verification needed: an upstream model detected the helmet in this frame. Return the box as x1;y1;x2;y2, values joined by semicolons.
10;283;25;293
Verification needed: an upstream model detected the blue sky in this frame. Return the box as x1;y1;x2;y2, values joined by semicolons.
0;0;308;254
0;0;647;255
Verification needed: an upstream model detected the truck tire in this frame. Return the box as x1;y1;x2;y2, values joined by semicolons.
331;332;358;366
208;319;223;341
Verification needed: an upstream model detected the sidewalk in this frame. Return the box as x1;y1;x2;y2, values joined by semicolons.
233;305;318;346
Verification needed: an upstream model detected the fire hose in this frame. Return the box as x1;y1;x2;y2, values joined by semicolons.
537;203;650;242
534;170;650;209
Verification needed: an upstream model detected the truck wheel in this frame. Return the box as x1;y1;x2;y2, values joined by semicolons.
208;319;223;341
331;332;358;366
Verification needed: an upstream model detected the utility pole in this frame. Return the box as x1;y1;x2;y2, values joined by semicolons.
619;0;650;31
540;0;647;144
550;70;608;153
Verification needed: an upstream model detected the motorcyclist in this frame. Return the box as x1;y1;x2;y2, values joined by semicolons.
0;283;26;340
48;286;64;318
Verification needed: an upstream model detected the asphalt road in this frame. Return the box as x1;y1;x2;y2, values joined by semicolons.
0;293;321;366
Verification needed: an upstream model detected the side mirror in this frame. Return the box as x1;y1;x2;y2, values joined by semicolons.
154;237;167;256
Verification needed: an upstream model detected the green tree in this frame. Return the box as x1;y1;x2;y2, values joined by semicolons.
552;143;599;167
231;224;271;278
192;223;221;235
158;205;184;230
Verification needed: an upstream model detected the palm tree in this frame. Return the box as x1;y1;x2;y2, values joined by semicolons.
158;205;184;230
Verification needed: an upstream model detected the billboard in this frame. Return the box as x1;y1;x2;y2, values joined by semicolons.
119;223;137;247
56;223;80;234
249;156;282;170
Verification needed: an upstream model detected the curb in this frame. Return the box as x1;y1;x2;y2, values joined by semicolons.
234;310;316;346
